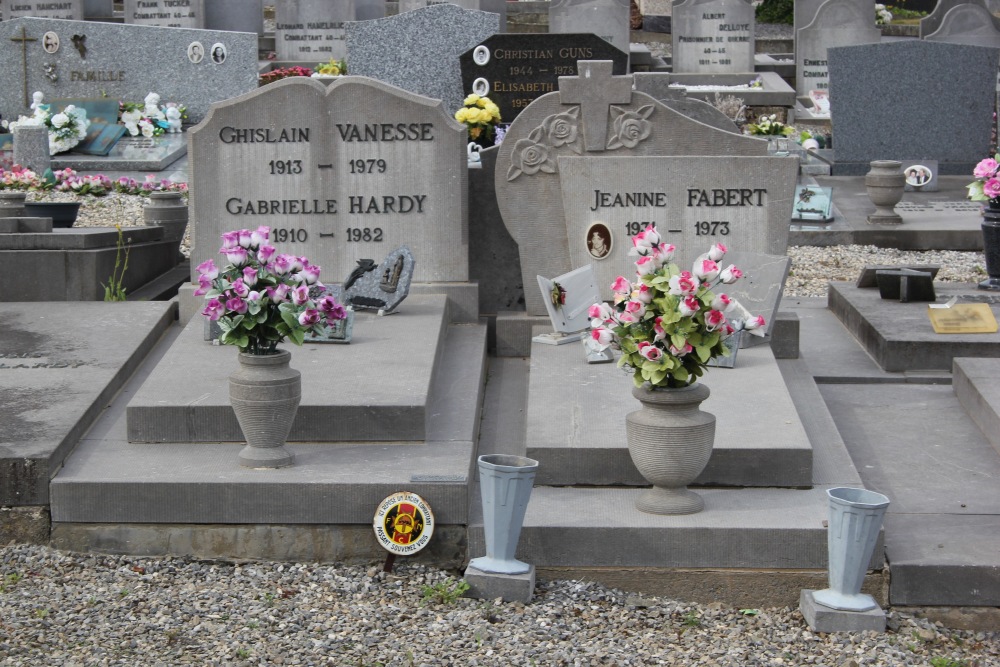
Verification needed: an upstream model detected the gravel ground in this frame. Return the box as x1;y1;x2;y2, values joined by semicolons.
0;544;996;666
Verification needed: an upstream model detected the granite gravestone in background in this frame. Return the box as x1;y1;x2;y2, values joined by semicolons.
356;0;386;21
796;0;881;97
347;3;499;115
0;18;257;122
793;0;825;53
924;3;1000;47
672;0;755;74
189;77;468;284
460;33;627;124
494;60;775;316
920;0;1000;38
124;0;205;28
2;0;83;19
206;0;264;34
827;40;999;175
549;0;631;56
403;0;507;27
83;0;113;18
275;0;354;62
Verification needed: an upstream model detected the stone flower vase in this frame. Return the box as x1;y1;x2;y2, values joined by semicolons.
229;349;300;468
143;191;188;262
813;487;890;612
0;191;27;218
979;207;1000;291
626;383;716;515
469;454;539;575
865;160;904;224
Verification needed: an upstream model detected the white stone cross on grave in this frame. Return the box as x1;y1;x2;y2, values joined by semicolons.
558;60;633;152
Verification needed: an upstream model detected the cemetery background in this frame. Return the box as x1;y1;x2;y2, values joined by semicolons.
0;2;999;659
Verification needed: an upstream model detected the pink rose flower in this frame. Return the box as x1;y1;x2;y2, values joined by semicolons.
707;243;727;262
693;258;720;282
251;225;270;248
711;294;733;312
298;263;321;285
196;259;218;280
653;317;667;341
668;271;698;295
242;266;258;284
744;315;767;336
222;246;248;265
678;296;700;318
589;302;614;321
202;298;224;321
258;244;276;262
984;178;1000;199
669;342;693;357
654;243;675;263
611;276;631;294
633;284;653;304
231;278;249;298
637;341;663;362
591;327;614;348
705;309;726;330
974;158;998;180
237;229;253;248
220;231;240;248
290;284;310;306
624;300;645;318
225;296;247;315
297;308;321;327
720;265;743;284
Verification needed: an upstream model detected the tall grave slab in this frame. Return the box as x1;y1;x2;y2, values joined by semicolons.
402;0;507;28
206;0;264;34
84;0;113;20
920;0;1000;38
796;0;880;98
827;40;999;175
189;77;469;284
459;33;628;124
549;0;631;56
124;0;205;28
0;18;257;122
672;0;755;74
347;3;500;115
275;0;354;62
494;60;796;316
356;0;385;21
1;0;83;19
924;3;1000;47
793;0;826;54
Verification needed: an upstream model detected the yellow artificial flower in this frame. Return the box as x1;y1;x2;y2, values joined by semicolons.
454;108;470;123
463;94;480;106
476;97;487;108
485;102;501;120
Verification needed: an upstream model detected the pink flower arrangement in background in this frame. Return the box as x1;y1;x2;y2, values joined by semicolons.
197;227;346;355
590;224;766;388
969;154;1000;207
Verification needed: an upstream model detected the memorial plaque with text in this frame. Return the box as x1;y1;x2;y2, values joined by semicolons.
123;0;204;28
189;77;468;284
460;34;627;123
2;0;83;20
672;0;754;74
275;0;353;62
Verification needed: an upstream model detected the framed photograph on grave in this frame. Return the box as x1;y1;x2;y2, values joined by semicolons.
536;264;601;336
791;185;833;223
902;161;938;192
585;222;613;260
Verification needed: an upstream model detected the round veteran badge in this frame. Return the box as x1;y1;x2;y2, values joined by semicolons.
373;492;435;555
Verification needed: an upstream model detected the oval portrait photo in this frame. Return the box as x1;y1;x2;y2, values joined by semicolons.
586;222;613;260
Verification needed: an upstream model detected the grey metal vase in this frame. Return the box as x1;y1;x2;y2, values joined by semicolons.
626;383;715;515
813;487;890;611
229;349;299;468
470;454;539;575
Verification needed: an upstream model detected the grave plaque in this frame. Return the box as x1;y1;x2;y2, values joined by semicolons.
2;0;83;19
124;0;205;28
672;0;755;74
460;33;628;124
549;0;631;56
275;0;354;62
0;18;257;123
924;3;1000;47
189;77;468;285
796;0;880;97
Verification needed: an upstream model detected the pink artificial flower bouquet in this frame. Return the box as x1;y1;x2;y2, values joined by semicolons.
968;154;1000;207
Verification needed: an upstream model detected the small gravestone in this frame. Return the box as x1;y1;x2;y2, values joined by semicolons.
671;0;755;74
342;246;415;314
347;3;499;115
924;3;1000;47
796;0;880;97
12;125;50;174
2;0;83;19
828;40;998;175
275;0;353;62
876;269;937;303
920;0;1000;39
0;18;257;124
124;0;205;28
189;77;467;285
459;33;627;124
205;0;263;34
549;0;631;56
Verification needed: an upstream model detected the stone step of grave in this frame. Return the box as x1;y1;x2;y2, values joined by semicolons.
52;134;187;173
0;301;177;506
953;357;1000;456
126;260;191;302
127;293;456;443
468;486;882;572
525;344;812;487
50;320;487;533
828;282;1000;372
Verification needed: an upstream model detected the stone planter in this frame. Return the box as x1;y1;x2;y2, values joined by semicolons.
865;160;904;224
979;207;1000;291
469;454;538;575
626;383;715;515
144;191;188;261
813;487;890;612
0;191;27;218
24;201;81;228
229;349;300;468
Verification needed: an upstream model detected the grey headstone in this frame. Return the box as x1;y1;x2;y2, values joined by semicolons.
12;125;50;174
206;0;264;34
796;0;881;97
405;0;507;28
356;0;385;21
83;0;113;19
631;73;740;133
347;3;500;115
275;0;354;62
494;60;776;316
188;77;468;285
549;0;631;56
924;3;1000;47
342;245;415;313
459;33;628;125
793;0;825;53
2;0;83;19
828;40;999;174
920;0;1000;39
671;0;755;74
124;0;205;28
0;18;257;123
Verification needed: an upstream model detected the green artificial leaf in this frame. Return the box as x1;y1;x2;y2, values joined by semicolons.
671;333;686;349
672;366;689;384
632;371;645;388
650;368;667;385
695;345;711;363
288;328;305;346
281;310;298;329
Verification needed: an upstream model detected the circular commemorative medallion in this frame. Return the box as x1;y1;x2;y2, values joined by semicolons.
373;492;434;555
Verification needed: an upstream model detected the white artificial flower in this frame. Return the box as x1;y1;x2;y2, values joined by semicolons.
50;113;69;128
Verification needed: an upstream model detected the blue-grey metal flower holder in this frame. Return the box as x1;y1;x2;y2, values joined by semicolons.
814;487;890;612
470;454;539;575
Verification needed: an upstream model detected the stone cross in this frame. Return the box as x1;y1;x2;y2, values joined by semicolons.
10;27;37;108
557;60;633;151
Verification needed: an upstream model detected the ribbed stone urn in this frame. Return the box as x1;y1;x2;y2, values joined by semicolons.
229;349;300;468
625;383;716;515
143;191;188;261
865;160;905;224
